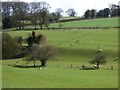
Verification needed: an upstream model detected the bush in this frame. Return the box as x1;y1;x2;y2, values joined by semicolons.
27;31;46;47
2;32;22;59
14;36;23;45
90;53;107;69
2;17;12;29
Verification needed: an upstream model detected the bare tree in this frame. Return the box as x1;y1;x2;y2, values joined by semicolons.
55;8;63;18
29;2;51;29
66;8;77;17
25;44;57;67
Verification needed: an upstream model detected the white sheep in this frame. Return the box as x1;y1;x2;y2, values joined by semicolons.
93;65;100;68
70;43;74;46
16;60;19;63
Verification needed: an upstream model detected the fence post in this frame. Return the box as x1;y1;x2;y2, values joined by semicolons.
71;64;73;68
111;66;113;70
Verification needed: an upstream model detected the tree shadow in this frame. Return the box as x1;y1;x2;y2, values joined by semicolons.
2;52;26;60
9;64;41;68
80;67;98;70
12;53;26;59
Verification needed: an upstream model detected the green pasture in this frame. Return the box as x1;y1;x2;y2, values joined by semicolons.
7;17;118;29
0;61;2;89
2;28;118;88
59;16;80;20
2;62;118;88
50;17;119;28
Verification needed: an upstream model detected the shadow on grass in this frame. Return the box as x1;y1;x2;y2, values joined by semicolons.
2;52;26;60
80;67;98;70
8;64;41;68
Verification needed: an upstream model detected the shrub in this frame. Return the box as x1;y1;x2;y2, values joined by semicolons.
90;53;107;69
27;31;46;47
2;17;12;29
14;36;23;45
2;32;22;59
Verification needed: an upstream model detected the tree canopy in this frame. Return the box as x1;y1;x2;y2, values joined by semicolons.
66;8;77;17
1;2;120;29
90;53;107;69
1;2;57;30
25;31;57;67
55;8;63;18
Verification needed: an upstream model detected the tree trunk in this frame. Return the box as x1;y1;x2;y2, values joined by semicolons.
46;25;49;30
33;60;36;67
97;64;100;69
34;24;37;30
40;25;43;29
40;59;46;67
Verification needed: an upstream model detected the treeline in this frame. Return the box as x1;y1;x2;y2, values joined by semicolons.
1;2;120;29
2;2;59;30
84;4;120;19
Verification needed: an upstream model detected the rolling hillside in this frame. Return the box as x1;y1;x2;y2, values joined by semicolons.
49;17;119;29
2;17;118;88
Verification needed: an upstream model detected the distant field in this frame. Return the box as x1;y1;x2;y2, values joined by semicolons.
59;16;81;20
2;28;118;88
50;17;119;28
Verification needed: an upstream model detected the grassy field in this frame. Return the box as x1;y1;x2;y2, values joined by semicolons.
59;16;81;20
8;17;119;29
49;17;119;28
2;28;118;88
0;31;2;89
0;61;2;89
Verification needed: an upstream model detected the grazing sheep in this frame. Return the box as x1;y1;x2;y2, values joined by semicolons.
96;48;102;53
39;67;42;69
70;43;74;46
82;65;85;68
93;65;100;68
16;60;19;63
99;49;102;52
114;57;119;61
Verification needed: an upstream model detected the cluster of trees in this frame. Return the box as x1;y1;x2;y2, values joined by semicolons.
2;2;59;29
2;31;57;67
2;2;119;29
1;2;77;29
55;8;77;18
84;4;120;19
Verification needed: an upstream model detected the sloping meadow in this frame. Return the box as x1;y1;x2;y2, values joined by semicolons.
2;28;118;88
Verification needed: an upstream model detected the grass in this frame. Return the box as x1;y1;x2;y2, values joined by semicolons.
59;16;81;20
2;64;118;88
0;61;2;89
2;27;118;88
49;17;119;28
